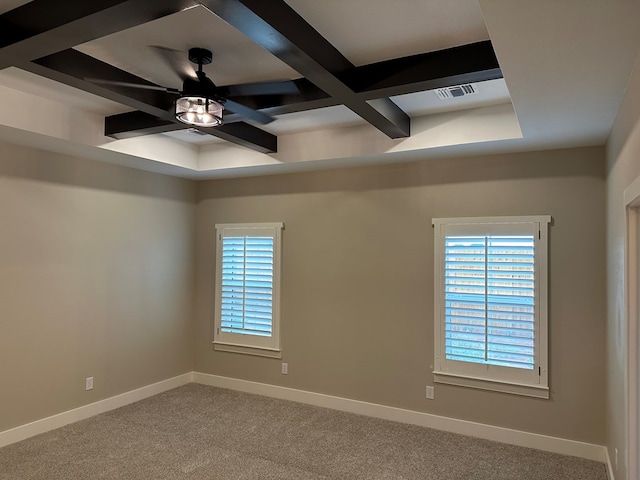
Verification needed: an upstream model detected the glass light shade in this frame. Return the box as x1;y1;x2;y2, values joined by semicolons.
175;96;223;127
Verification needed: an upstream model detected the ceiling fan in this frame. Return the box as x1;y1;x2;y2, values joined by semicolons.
88;47;299;127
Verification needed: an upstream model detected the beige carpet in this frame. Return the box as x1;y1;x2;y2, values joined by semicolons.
0;383;607;479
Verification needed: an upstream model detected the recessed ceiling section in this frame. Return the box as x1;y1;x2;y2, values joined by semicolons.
74;4;301;89
261;105;364;135
0;0;504;156
284;0;490;65
0;0;638;181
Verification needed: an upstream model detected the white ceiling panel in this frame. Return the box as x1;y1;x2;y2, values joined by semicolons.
284;0;489;65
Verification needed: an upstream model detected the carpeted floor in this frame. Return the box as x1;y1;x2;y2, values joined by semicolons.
0;383;608;479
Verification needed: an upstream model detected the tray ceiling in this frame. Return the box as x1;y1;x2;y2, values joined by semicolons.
0;1;638;179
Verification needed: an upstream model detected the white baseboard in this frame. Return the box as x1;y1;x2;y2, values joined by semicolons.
0;372;193;448
605;447;615;480
193;372;608;463
0;371;609;468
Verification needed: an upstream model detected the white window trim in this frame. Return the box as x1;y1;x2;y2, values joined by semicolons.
432;215;551;399
213;222;283;358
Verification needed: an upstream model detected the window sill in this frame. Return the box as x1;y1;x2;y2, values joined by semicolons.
433;371;549;399
213;342;282;359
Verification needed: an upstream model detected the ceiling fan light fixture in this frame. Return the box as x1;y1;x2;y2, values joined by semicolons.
175;96;223;127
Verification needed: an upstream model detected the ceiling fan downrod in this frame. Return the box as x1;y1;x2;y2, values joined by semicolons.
188;47;212;77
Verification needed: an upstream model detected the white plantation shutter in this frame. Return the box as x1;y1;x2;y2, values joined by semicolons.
433;217;550;398
444;235;535;369
215;223;282;353
221;235;274;336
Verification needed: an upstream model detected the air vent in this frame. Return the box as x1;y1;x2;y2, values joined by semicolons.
435;84;478;100
188;128;209;136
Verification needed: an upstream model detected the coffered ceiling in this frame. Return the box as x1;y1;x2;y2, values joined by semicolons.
0;1;638;179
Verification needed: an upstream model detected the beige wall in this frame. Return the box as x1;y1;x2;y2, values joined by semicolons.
0;142;196;432
195;146;606;444
0;136;609;449
606;52;640;480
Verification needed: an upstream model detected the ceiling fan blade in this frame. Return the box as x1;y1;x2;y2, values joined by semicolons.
85;77;180;94
225;80;299;97
223;99;275;125
150;46;197;81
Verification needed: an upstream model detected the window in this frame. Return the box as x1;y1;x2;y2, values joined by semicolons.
214;223;283;357
432;216;551;398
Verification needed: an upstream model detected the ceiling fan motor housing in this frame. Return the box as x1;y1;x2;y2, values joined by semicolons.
188;48;212;66
182;77;220;100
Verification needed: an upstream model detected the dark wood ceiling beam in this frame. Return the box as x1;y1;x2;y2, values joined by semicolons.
220;96;337;123
199;0;411;138
22;49;277;153
105;111;181;139
104;111;280;154
223;78;333;118
344;41;503;99
28;50;176;114
224;43;501;112
0;0;197;70
104;92;338;139
108;43;503;138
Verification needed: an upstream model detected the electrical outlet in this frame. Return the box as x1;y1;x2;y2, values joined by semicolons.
85;376;94;391
426;385;435;400
281;363;288;375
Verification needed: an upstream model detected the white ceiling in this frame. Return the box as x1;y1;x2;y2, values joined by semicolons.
283;0;490;66
0;1;639;179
